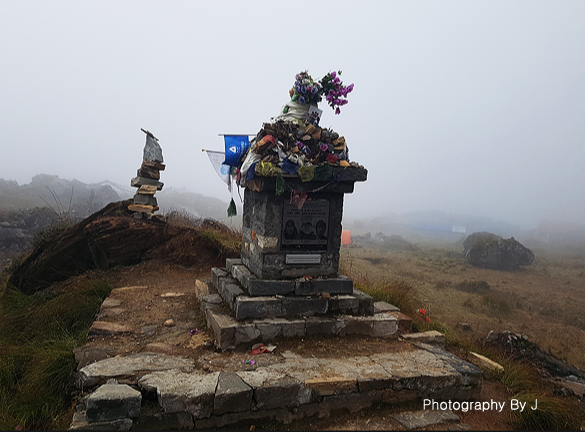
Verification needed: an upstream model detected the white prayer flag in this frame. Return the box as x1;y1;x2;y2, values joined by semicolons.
204;150;232;192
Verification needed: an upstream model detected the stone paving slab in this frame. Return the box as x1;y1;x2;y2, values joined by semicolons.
72;343;483;429
73;342;483;430
138;370;220;419
78;353;196;388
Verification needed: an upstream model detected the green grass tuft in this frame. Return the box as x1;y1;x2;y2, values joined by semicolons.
511;392;585;430
0;278;112;430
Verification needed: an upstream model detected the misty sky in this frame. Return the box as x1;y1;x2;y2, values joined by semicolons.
1;1;584;230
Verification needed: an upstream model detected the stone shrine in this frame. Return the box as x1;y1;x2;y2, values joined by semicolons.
203;166;409;349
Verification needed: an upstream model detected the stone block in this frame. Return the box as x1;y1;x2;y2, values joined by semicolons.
214;372;253;415
218;279;244;310
211;268;228;290
234;296;282;320
137;165;160;180
234;323;262;345
230;264;251;284
195;279;211;298
138;370;218;419
305;316;337;336
254;317;305;340
130;176;164;190
280;318;307;338
206;310;237;350
374;301;400;313
295;275;353;296
468;352;504;373
133;193;158;206
329;295;359;315
225;258;242;272
88;322;133;338
304;377;358;396
343;314;398;338
389;311;413;334
86;383;141;422
352;289;375;315
246;278;295;297
281;297;328;317
201;294;222;304
402;330;445;345
254;379;301;410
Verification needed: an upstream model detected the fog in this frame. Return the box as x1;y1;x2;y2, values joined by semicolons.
1;1;584;230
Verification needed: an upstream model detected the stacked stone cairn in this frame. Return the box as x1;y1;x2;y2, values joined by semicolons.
128;129;165;219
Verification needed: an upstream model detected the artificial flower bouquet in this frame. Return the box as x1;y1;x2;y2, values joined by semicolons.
236;70;362;187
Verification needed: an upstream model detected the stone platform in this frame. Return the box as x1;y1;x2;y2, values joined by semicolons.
203;260;409;349
71;339;483;430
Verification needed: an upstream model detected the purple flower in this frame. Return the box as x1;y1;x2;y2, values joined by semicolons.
334;77;341;84
331;71;336;79
296;141;304;149
320;143;329;152
335;107;341;115
347;83;354;92
300;85;307;94
295;83;300;93
311;86;318;95
298;96;305;105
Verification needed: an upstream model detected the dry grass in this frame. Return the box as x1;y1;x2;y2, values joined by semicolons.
340;243;585;371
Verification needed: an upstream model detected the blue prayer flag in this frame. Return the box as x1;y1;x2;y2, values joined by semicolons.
223;135;250;167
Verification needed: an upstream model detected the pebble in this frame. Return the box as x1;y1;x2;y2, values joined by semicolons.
164;319;175;327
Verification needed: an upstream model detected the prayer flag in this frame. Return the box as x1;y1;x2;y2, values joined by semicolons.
204;150;232;192
223;135;250;167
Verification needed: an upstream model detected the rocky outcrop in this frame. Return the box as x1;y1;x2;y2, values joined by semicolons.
463;232;534;270
7;200;239;295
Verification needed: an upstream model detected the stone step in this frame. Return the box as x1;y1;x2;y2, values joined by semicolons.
71;341;483;430
205;308;398;350
224;260;354;297
209;269;373;320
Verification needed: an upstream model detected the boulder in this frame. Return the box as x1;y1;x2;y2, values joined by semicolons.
463;232;534;271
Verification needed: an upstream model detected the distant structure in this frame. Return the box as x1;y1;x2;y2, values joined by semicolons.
128;129;165;219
